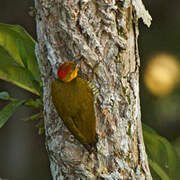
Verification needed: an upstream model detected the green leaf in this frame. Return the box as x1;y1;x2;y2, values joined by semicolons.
16;38;28;69
0;100;24;128
143;123;180;180
0;46;41;95
142;123;157;135
23;112;42;122
0;23;41;95
24;98;42;109
148;159;170;180
38;127;45;135
0;91;21;102
36;119;44;135
0;91;10;100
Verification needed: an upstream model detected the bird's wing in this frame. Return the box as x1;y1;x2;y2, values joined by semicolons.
72;78;96;143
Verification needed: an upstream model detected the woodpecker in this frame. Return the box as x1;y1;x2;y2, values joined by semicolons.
51;61;97;151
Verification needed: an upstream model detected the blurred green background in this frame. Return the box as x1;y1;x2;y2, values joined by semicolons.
139;0;180;156
0;0;180;179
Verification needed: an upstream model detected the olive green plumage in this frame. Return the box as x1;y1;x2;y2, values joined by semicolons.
51;77;97;148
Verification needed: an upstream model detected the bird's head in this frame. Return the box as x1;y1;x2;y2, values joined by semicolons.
57;61;78;82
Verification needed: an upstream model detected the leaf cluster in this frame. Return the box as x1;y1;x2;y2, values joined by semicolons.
0;23;43;134
143;123;180;180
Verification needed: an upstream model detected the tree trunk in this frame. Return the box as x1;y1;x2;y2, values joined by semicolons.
34;0;152;179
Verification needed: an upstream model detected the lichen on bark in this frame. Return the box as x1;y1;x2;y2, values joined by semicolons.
35;0;152;179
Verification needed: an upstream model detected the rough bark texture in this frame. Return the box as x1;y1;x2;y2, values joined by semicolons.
34;0;152;179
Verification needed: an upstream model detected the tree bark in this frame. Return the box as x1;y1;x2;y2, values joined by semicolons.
34;0;152;179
